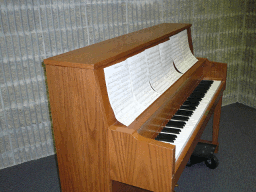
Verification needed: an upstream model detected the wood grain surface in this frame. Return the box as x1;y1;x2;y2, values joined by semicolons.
46;65;111;192
44;23;227;192
109;128;175;192
44;23;191;69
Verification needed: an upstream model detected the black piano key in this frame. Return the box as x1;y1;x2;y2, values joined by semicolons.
186;98;202;102
198;83;212;87
161;127;181;134
156;80;215;145
193;88;209;93
182;101;199;106
155;133;176;143
180;105;196;110
201;79;213;82
191;91;207;96
183;100;200;106
175;110;193;116
192;88;211;95
188;93;205;98
196;83;211;87
188;96;203;100
171;115;189;121
200;80;213;84
197;82;212;86
190;91;206;96
166;120;185;128
190;93;205;98
193;87;211;92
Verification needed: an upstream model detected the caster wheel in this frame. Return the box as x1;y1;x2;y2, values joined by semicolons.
205;155;219;169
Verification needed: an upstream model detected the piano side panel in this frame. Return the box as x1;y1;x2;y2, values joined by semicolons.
109;128;175;192
45;65;111;192
212;96;223;151
93;67;117;127
203;60;228;82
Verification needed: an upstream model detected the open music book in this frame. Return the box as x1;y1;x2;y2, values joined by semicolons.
104;29;198;126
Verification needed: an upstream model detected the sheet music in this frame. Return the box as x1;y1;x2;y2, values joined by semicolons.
104;30;197;126
158;40;182;88
104;61;144;126
144;45;170;94
169;30;198;73
169;34;186;72
179;30;198;70
127;52;160;108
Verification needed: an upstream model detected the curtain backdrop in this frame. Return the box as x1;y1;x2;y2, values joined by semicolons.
0;0;255;169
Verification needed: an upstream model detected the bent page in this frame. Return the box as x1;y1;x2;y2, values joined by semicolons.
127;52;160;108
169;33;186;73
179;30;198;71
169;30;198;73
104;60;144;126
144;45;169;94
159;40;182;88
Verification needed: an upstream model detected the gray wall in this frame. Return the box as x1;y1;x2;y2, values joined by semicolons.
0;0;255;169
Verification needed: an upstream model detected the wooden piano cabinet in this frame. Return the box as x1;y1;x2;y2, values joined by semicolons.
44;23;227;192
109;126;175;192
45;65;112;192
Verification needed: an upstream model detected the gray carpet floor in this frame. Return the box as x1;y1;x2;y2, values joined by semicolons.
176;103;256;192
0;103;255;192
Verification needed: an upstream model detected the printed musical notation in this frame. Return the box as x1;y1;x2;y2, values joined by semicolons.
104;60;144;126
169;30;198;73
104;29;198;126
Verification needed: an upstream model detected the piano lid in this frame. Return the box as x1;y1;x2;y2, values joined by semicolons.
43;23;191;69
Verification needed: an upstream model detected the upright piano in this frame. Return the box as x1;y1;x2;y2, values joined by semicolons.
44;23;227;192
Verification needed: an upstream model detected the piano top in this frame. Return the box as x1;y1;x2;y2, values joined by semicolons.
44;23;191;69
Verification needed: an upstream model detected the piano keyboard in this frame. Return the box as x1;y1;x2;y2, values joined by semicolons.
155;80;221;160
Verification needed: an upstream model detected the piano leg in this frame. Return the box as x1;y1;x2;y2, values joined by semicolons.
212;96;222;153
